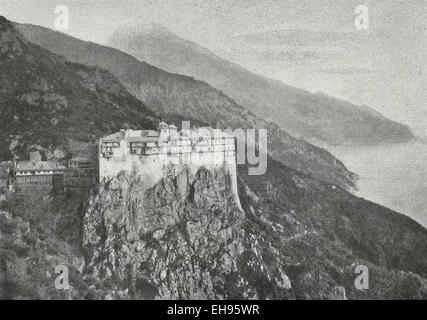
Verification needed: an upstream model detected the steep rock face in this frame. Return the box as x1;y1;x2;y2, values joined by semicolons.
82;167;293;299
16;23;356;190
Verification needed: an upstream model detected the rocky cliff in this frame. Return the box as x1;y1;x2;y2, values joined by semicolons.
83;167;292;299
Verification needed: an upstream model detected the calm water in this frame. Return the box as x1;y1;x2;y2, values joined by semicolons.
328;142;427;228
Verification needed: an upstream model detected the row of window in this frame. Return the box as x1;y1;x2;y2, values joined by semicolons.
129;145;235;155
101;142;236;158
101;138;234;148
160;154;236;164
15;171;57;176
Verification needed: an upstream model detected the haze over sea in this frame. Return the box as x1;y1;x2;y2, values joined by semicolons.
329;142;427;228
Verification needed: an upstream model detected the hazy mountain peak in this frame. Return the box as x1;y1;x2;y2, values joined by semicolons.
108;23;414;147
115;22;173;37
109;22;217;63
138;23;171;33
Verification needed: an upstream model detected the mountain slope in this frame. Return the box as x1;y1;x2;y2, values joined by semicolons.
237;158;427;299
0;17;158;160
107;23;414;146
16;23;356;189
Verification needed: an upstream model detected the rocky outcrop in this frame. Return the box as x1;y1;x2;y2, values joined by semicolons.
82;167;293;299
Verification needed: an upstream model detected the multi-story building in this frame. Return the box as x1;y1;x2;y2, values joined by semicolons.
99;123;239;198
14;160;65;192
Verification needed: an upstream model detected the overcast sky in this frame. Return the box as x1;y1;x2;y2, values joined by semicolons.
1;0;425;133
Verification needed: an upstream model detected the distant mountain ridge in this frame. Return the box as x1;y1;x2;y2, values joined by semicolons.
16;22;356;189
107;23;414;147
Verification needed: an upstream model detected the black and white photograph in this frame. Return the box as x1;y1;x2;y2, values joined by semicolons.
0;0;426;306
